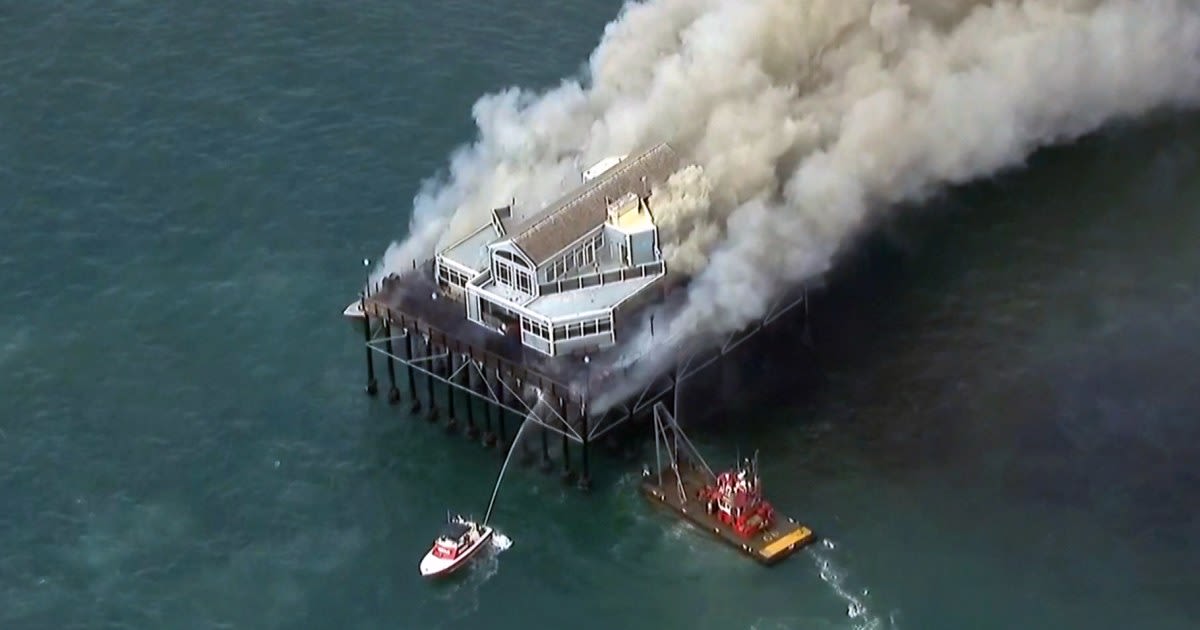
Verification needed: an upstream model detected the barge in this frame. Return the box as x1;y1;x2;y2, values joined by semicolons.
640;403;815;564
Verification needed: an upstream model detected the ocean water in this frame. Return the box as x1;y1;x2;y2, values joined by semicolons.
2;2;1198;629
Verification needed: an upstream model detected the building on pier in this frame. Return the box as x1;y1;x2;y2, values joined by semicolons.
345;142;811;491
434;142;683;358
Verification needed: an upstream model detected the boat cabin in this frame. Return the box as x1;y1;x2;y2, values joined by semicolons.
699;460;775;537
431;521;474;560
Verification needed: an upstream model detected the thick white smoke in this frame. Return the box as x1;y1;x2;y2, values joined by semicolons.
371;0;1200;408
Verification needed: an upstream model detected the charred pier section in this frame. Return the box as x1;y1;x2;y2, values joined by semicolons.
348;263;810;493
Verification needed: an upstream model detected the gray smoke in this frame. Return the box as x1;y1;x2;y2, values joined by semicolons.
648;165;717;275
370;0;1200;409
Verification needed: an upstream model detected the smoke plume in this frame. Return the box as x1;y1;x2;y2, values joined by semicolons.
371;0;1200;408
648;165;717;275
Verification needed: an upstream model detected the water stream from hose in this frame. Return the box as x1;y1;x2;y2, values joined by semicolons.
482;396;541;527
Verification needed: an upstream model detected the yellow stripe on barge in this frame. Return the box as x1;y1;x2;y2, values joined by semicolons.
759;525;815;560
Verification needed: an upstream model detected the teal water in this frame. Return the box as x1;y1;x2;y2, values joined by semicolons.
2;2;1198;629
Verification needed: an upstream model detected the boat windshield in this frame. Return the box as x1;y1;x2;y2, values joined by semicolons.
432;538;459;559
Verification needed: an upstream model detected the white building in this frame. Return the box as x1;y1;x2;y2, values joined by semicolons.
433;142;685;357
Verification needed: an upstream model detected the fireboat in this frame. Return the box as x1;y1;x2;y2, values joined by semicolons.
419;514;494;578
639;403;815;565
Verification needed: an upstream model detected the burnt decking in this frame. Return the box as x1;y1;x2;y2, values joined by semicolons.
355;266;684;489
354;263;811;493
365;263;669;392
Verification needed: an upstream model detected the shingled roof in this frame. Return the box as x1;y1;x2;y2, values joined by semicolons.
507;142;684;265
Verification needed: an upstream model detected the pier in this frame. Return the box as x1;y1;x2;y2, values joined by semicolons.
347;260;811;491
348;142;810;492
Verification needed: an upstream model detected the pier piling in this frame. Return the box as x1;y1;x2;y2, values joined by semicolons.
354;271;811;494
560;396;575;484
539;424;552;473
578;407;591;491
424;334;439;423
362;298;377;397
403;325;421;414
384;317;400;404
445;347;459;433
464;359;480;440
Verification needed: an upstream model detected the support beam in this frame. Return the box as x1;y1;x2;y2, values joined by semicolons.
559;396;574;484
498;370;512;450
424;335;439;422
403;325;421;414
539;423;552;473
481;361;497;447
445;346;459;433
578;406;591;491
464;358;479;440
384;318;400;404
362;299;377;396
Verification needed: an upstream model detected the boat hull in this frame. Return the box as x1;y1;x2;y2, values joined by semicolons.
419;527;494;577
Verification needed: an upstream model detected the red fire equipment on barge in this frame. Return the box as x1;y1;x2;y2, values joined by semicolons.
639;402;816;565
698;455;776;538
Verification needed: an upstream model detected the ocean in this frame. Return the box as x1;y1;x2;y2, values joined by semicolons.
2;2;1197;629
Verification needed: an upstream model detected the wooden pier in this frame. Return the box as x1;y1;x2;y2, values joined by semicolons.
349;261;811;492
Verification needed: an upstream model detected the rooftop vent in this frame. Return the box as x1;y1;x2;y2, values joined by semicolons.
582;155;628;182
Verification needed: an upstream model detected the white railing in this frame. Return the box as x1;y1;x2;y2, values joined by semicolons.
538;260;665;296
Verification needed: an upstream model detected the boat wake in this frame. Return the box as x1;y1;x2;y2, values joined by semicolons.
491;531;513;552
808;539;895;630
421;551;499;628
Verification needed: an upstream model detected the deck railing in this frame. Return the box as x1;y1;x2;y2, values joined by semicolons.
538;260;665;296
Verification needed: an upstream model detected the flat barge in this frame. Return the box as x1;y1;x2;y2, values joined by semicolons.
639;403;816;565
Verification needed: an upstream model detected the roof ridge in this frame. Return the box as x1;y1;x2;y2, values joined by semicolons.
507;143;685;264
515;143;675;235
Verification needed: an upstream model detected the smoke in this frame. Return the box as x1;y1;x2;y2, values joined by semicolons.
371;0;1200;408
648;165;718;275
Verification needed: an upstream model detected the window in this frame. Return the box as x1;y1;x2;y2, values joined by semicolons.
495;250;529;268
439;265;472;289
516;272;532;295
521;317;549;340
495;263;512;287
548;316;613;340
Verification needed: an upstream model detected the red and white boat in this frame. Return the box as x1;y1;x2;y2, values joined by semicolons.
697;455;777;538
419;515;494;578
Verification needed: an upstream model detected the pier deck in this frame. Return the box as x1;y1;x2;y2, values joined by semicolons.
639;462;815;565
350;263;812;491
363;263;679;396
